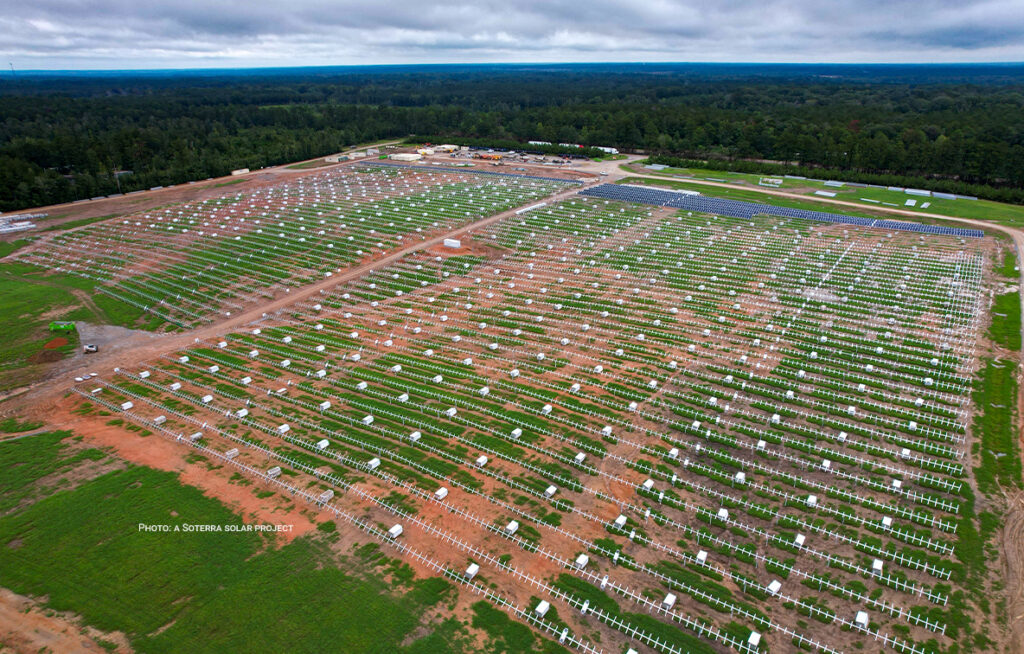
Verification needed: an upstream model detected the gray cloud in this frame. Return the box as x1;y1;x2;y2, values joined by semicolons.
2;0;1022;69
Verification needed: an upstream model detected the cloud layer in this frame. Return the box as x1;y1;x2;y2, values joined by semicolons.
5;0;1024;69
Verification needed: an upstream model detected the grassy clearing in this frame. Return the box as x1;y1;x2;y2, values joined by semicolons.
0;239;31;259
93;292;165;330
0;261;162;390
470;602;569;654
997;248;1018;278
0;432;468;654
0;431;109;512
971;359;1020;495
0;416;44;433
988;292;1022;351
0;264;95;379
949;357;1022;647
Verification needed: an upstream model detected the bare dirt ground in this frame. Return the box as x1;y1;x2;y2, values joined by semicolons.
422;235;507;260
1003;491;1024;652
0;587;132;654
75;322;166;355
63;322;170;370
42;397;318;544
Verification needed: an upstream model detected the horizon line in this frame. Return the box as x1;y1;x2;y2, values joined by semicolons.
7;60;1024;75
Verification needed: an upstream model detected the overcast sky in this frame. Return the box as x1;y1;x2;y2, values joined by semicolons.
4;0;1024;70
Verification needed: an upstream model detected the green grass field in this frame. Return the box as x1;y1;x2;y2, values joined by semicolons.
0;261;163;391
0;239;31;258
0;432;472;653
0;263;96;385
971;360;1021;495
988;292;1022;351
628;163;1024;227
470;602;569;654
0;430;109;512
997;248;1019;278
0;416;44;433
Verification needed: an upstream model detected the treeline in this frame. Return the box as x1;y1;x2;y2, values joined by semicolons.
0;64;1022;211
647;155;1024;205
0;102;456;210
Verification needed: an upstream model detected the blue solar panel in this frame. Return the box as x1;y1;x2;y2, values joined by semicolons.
359;161;583;185
578;184;984;238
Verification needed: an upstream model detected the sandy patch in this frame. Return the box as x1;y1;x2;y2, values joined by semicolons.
0;587;132;654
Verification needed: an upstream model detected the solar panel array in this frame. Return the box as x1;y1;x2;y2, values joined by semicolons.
581;184;985;239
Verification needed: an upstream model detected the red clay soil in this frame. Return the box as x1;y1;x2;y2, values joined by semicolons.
27;349;63;364
44;397;319;545
43;337;68;349
0;588;132;654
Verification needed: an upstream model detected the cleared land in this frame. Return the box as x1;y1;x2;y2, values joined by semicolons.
0;262;157;393
1;158;1020;654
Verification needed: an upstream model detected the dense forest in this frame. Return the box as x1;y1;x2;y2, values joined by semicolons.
1;63;1023;211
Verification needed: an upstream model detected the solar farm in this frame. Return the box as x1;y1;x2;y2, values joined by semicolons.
13;164;575;327
42;159;1005;654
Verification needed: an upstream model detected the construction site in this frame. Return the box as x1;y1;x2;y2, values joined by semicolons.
0;145;1021;654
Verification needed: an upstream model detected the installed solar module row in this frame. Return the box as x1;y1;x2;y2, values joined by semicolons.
360;161;584;185
580;184;985;238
